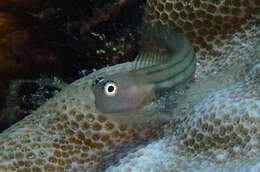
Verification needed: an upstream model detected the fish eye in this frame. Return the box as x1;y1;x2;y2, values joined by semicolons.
104;81;118;96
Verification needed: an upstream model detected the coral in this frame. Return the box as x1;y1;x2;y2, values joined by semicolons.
0;77;67;132
106;61;260;172
104;1;260;170
194;25;259;79
0;63;164;171
144;0;260;79
0;0;259;171
144;0;260;56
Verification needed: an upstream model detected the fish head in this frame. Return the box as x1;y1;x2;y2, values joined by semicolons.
92;71;154;114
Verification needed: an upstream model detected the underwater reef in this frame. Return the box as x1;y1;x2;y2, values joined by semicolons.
106;58;260;172
0;0;259;172
0;0;144;131
0;78;67;132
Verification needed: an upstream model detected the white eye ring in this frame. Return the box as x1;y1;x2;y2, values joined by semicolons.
104;82;118;96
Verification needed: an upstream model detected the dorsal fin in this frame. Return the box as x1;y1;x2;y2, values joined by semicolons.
133;26;172;70
133;51;169;70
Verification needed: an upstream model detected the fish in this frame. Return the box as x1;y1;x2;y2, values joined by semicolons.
92;26;196;114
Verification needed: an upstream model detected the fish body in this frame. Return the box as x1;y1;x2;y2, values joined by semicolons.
93;26;196;114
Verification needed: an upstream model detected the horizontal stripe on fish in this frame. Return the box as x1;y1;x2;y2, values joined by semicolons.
135;26;196;90
149;53;196;89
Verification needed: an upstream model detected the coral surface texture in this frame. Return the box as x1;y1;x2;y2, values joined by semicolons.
0;0;259;172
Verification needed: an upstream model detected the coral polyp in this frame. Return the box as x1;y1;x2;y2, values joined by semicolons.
144;0;260;56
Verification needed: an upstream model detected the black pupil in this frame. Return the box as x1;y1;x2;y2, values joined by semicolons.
108;85;114;92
